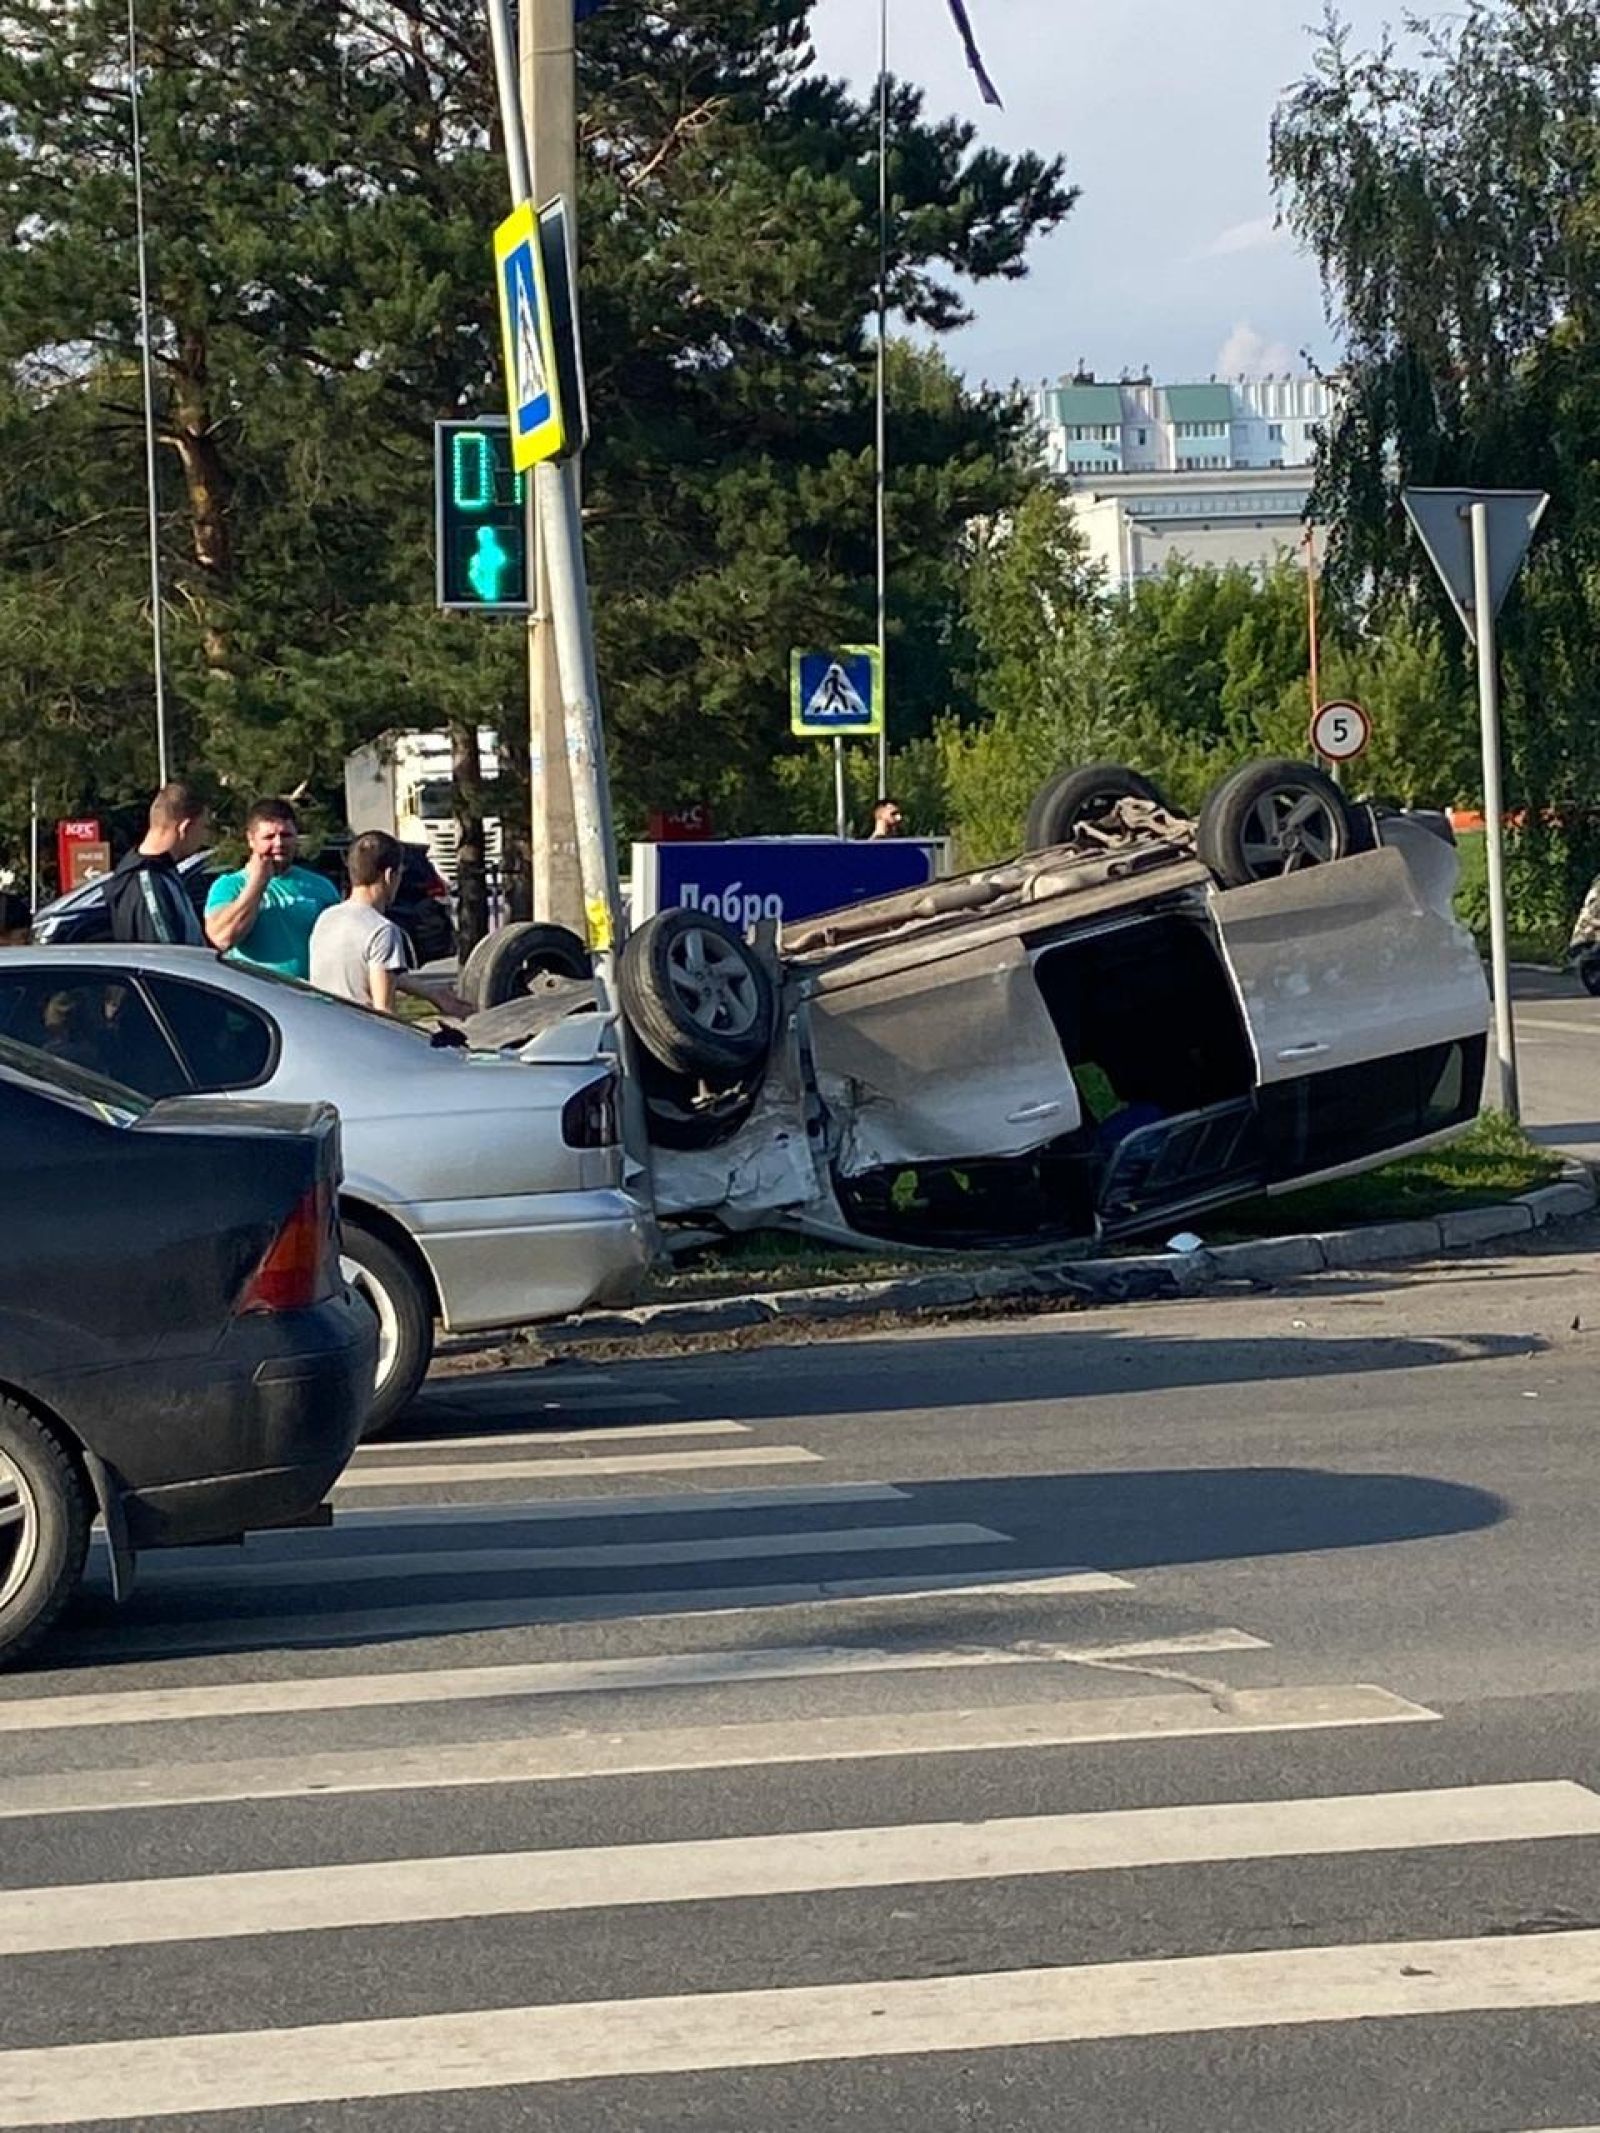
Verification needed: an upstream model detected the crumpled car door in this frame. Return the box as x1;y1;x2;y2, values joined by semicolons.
1208;843;1488;1088
803;934;1082;1176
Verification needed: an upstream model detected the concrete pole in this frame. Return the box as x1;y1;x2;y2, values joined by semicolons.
520;0;584;934
1470;499;1519;1119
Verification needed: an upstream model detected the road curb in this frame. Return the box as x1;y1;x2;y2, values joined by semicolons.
518;1159;1596;1350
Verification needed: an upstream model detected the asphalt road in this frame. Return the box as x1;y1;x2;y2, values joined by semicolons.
6;1230;1600;2131
1515;965;1600;1163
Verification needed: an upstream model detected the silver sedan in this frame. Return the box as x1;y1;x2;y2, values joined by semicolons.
0;946;652;1430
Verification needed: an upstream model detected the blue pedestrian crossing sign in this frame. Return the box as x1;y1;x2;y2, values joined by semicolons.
493;200;566;472
791;646;883;738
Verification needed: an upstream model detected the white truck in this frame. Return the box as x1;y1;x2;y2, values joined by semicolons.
343;727;502;891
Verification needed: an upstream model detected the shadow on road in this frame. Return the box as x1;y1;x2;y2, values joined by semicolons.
402;1323;1543;1436
47;1457;1506;1674
892;1463;1506;1572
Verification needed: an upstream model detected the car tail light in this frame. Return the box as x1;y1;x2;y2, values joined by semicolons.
423;867;450;900
236;1180;338;1314
561;1075;618;1149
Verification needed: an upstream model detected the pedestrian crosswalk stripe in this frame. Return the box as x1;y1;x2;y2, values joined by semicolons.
150;1521;1010;1590
0;1628;1266;1735
351;1418;748;1457
57;1564;1136;1662
329;1479;909;1527
7;1930;1600;2123
7;1783;1589;1959
0;1684;1436;1820
331;1444;822;1489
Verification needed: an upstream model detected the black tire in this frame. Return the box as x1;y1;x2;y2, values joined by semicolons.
1197;757;1354;887
461;923;591;1011
1024;763;1165;852
619;908;776;1077
0;1398;91;1670
340;1222;434;1439
1579;954;1600;999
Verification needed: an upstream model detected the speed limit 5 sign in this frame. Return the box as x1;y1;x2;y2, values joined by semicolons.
1310;699;1371;763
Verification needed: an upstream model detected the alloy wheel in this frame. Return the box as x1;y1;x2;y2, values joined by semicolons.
342;1254;402;1394
1240;786;1343;873
665;926;764;1038
0;1448;41;1614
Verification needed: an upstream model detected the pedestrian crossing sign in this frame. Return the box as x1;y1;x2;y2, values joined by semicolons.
791;646;883;738
493;200;565;472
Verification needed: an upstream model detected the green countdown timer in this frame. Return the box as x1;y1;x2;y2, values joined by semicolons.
434;418;529;612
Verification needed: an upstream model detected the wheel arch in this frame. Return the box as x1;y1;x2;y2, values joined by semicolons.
338;1195;443;1324
0;1377;87;1477
0;1378;129;1598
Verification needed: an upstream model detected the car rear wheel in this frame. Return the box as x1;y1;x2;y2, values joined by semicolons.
340;1224;433;1439
461;922;592;1010
1024;763;1165;852
619;909;776;1078
1197;758;1354;887
0;1399;91;1669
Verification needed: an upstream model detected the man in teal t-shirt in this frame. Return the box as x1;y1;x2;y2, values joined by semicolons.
204;797;338;981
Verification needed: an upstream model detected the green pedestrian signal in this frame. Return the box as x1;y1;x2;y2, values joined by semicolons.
434;418;528;612
467;526;516;603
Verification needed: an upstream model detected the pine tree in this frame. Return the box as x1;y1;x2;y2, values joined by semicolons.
0;0;1075;868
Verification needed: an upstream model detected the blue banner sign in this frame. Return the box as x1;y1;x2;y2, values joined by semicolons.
632;838;944;929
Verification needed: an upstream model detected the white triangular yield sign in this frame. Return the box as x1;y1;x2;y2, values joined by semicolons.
1401;487;1548;645
807;661;867;721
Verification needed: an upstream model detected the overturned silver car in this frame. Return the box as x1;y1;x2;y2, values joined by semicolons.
472;759;1490;1251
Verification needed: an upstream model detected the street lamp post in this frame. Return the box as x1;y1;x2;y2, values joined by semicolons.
126;0;168;785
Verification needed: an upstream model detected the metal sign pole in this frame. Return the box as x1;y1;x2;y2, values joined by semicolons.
127;0;168;786
874;0;890;803
1470;499;1519;1119
833;737;848;841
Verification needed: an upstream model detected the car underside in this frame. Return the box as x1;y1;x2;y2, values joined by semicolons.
470;761;1490;1257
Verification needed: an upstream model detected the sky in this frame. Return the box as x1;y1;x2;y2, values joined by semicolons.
805;0;1405;390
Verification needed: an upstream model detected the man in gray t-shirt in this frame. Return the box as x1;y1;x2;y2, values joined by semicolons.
310;831;464;1017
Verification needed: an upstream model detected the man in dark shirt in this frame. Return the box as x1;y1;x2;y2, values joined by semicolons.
104;781;211;945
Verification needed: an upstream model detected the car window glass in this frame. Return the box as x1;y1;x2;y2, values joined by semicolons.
0;1033;149;1124
0;972;188;1097
145;973;275;1089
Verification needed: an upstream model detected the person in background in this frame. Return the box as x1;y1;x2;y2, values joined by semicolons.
104;780;210;945
204;797;338;981
867;796;904;839
310;829;467;1018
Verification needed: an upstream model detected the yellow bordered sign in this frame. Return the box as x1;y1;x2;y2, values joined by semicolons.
493;200;565;471
790;646;883;738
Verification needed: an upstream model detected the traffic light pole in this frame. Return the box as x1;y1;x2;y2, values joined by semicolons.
486;0;638;1190
487;0;584;940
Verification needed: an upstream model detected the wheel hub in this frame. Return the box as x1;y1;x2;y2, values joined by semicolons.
1242;788;1340;874
667;929;762;1037
0;1449;41;1614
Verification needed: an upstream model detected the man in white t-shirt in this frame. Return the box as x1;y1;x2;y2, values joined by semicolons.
310;830;465;1017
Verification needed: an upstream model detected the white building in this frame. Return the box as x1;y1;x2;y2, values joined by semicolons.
1032;371;1334;592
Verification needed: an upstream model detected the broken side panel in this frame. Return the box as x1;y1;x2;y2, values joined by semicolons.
804;936;1081;1177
